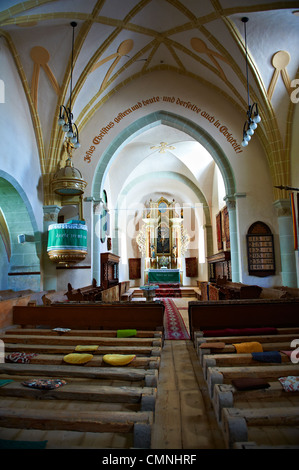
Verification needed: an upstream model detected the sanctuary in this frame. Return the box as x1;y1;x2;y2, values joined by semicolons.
136;197;190;285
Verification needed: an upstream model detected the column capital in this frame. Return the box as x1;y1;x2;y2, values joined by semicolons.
223;195;236;210
273;199;291;217
43;205;60;222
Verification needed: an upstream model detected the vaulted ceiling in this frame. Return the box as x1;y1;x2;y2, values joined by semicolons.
1;0;298;203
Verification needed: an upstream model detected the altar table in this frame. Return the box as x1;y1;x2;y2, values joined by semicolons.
148;269;180;284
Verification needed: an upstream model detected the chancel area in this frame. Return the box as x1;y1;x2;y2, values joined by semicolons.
0;0;299;451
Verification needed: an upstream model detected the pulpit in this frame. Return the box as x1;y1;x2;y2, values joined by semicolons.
47;221;87;266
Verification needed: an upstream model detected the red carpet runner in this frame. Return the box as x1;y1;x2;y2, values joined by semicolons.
160;298;190;340
155;283;181;298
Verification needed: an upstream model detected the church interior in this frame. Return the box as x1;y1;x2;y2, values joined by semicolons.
0;0;299;451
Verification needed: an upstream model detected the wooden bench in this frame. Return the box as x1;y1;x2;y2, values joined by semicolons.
120;288;135;301
65;280;103;302
213;381;299;423
0;408;153;449
189;299;299;448
12;301;165;332
207;364;299;398
202;351;293;379
222;406;299;449
0;325;162;448
188;299;299;340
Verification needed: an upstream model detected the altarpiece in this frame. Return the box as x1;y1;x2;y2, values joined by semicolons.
136;197;190;284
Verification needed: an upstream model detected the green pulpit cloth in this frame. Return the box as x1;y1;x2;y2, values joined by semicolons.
47;223;87;252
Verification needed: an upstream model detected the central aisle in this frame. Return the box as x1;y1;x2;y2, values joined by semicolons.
151;340;225;449
151;297;225;449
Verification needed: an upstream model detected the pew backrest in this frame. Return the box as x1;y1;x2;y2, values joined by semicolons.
13;301;165;331
188;299;299;339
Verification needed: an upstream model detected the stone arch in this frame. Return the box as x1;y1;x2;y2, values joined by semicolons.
92;110;240;281
92;110;236;199
0;171;41;291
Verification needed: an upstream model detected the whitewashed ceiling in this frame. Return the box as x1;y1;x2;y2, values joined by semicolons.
1;0;298;205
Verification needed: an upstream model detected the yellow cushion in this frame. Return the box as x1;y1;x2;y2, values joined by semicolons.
74;345;98;352
233;342;263;353
102;354;136;366
63;353;93;364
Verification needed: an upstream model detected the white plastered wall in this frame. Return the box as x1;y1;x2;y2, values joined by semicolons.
0;38;43;232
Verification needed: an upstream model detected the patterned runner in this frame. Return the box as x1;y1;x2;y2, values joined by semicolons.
160;298;190;340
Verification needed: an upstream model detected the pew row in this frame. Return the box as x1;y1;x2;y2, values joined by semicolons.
188;299;299;340
213;381;299;423
196;327;299;365
222;407;299;449
12;301;165;333
0;408;153;449
189;301;299;449
0;326;162;449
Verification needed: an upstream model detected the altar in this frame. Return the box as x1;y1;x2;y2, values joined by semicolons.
148;269;180;284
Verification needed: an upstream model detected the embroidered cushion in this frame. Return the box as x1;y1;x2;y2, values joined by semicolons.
6;352;37;363
278;376;299;392
22;379;67;390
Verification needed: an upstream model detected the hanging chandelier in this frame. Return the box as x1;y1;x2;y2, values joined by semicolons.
52;21;87;197
57;21;80;149
241;17;261;148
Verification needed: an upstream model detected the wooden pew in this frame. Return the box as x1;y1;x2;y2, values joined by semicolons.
4;342;161;357
202;352;292;379
198;341;293;365
0;362;159;387
195;328;299;361
222;406;299;449
0;294;33;331
0;407;153;449
66;280;103;302
12;301;165;332
214;277;263;300
0;324;162;448
213;381;299;424
188;299;299;340
0;380;157;410
4;328;163;338
207;364;299;398
1;333;162;348
121;289;135;301
189;298;299;449
3;352;160;369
